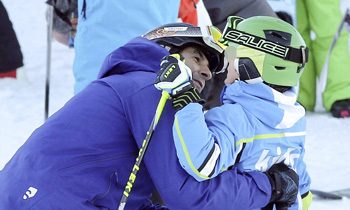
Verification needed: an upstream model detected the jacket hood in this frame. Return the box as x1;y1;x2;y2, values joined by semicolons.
221;81;305;129
98;37;169;79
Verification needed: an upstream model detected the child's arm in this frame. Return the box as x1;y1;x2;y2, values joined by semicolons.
172;103;242;182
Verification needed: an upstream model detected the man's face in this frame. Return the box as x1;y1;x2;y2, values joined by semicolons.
179;46;212;92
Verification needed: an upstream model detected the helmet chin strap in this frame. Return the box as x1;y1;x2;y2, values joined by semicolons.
234;58;263;84
234;58;240;76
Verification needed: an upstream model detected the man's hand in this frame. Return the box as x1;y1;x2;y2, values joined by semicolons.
263;163;299;210
155;54;205;111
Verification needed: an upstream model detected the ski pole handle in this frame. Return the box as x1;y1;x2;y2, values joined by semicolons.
118;91;170;210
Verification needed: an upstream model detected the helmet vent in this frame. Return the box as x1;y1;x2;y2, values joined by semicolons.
264;30;291;46
275;66;286;70
270;31;287;40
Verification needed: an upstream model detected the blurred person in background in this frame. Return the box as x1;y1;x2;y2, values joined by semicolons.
72;0;181;94
297;0;350;118
46;0;78;47
0;1;25;79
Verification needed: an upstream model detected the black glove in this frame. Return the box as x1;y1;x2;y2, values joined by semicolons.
172;87;205;111
263;163;299;210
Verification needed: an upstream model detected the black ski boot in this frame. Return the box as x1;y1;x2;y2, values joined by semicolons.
330;99;350;118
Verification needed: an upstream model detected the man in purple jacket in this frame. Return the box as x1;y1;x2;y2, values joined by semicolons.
0;23;298;210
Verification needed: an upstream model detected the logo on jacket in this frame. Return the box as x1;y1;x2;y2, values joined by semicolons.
255;147;300;172
23;187;38;200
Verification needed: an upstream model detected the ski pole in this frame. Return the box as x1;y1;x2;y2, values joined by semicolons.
118;90;170;210
45;4;54;120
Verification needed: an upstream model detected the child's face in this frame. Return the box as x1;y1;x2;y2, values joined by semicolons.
224;47;239;84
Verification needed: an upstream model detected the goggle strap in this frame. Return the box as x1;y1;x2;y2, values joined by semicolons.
222;27;308;65
286;46;309;64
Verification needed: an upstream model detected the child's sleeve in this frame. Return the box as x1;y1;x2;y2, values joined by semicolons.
172;103;238;182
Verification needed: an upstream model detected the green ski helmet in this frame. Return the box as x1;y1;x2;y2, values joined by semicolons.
220;16;308;87
142;22;227;74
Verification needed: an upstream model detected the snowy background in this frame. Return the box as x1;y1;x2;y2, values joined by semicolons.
1;1;350;209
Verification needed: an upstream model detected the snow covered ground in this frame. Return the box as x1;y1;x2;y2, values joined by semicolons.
1;1;350;209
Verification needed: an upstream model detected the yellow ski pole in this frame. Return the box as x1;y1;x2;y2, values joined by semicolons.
118;91;170;210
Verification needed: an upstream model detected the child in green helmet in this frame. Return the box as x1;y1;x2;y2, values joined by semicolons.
159;16;312;209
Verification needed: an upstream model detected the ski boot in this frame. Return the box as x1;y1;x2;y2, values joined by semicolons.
330;99;350;118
